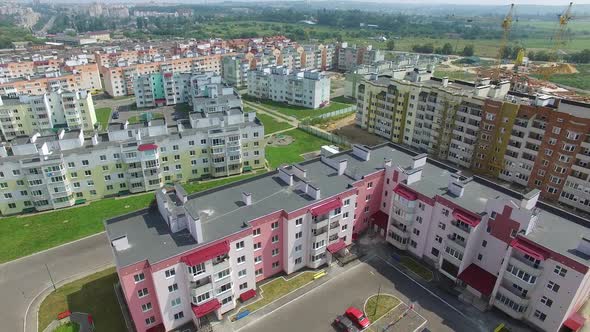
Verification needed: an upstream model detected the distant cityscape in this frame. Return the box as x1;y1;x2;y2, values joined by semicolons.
0;2;589;332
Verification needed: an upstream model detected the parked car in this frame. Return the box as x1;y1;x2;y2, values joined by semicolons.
333;315;360;332
345;306;370;329
112;112;119;119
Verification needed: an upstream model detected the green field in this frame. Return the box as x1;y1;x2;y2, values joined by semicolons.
256;113;294;135
245;97;353;120
537;64;590;91
0;173;264;263
266;129;332;168
94;107;112;131
432;69;477;82
39;267;125;332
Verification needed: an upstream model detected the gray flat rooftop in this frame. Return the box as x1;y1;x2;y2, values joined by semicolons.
105;143;590;269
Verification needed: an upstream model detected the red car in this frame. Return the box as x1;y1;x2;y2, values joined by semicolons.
345;306;371;329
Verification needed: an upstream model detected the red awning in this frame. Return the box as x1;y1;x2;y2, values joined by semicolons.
239;289;257;302
563;312;586;331
327;239;347;253
393;185;417;201
146;323;165;332
138;143;158;151
310;198;342;216
371;211;389;230
452;210;480;227
181;242;230;267
510;238;550;261
458;264;497;296
192;299;221;318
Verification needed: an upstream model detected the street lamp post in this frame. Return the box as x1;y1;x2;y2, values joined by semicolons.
373;284;382;317
45;263;56;291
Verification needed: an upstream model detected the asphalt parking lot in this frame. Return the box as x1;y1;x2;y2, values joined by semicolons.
239;256;479;332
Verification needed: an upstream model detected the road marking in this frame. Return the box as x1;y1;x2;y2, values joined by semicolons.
0;231;107;267
369;271;376;276
374;255;468;319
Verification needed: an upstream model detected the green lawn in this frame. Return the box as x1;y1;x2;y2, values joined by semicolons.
39;268;125;332
182;172;263;194
364;294;401;323
256;113;294;135
0;173;265;263
238;271;315;315
244;96;353;120
0;194;154;263
53;322;80;332
433;70;477;82
127;112;164;124
266;129;332;169
331;96;356;104
94;107;112;131
400;256;434;281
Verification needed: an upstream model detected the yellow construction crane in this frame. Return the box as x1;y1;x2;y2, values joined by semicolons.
493;4;515;81
539;2;575;80
553;2;574;60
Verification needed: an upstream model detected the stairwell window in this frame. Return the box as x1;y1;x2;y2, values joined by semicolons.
164;268;175;279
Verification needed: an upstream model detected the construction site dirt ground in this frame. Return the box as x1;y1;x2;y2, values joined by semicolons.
331;124;388;146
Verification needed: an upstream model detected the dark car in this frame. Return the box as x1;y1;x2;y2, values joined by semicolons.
333;315;360;332
112;112;119;119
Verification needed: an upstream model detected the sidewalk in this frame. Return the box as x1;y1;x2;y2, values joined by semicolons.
214;260;362;332
356;235;532;332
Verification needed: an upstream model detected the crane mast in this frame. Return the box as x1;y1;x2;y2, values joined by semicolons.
494;4;515;82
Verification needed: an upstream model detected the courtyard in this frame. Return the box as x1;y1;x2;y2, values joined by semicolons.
238;256;479;332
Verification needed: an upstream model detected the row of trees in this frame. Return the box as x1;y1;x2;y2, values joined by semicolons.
410;42;474;56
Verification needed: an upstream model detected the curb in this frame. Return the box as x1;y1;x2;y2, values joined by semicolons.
24;264;114;332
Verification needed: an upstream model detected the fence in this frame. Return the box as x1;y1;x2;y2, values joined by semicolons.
298;124;351;147
311;105;356;120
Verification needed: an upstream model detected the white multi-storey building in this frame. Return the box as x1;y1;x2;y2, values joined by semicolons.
105;142;590;332
0;89;97;141
247;66;331;109
0;108;265;215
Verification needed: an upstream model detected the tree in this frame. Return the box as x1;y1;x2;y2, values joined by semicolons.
462;44;474;56
386;39;395;51
440;42;454;55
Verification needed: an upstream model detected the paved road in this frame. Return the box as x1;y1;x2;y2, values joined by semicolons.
0;232;113;332
240;257;478;332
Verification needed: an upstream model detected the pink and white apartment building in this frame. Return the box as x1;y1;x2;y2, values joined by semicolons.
105;143;590;332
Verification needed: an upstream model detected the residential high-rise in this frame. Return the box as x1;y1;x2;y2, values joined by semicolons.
354;72;590;215
247;66;330;109
104;143;590;332
335;43;384;72
0;89;97;141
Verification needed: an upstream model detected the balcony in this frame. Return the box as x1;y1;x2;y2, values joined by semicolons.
190;277;213;297
312;226;328;239
329;234;339;243
212;256;230;272
498;284;530;306
450;220;471;238
442;246;463;266
446;234;467;249
508;256;543;277
503;268;537;291
494;290;528;320
329;221;340;230
312;217;329;229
